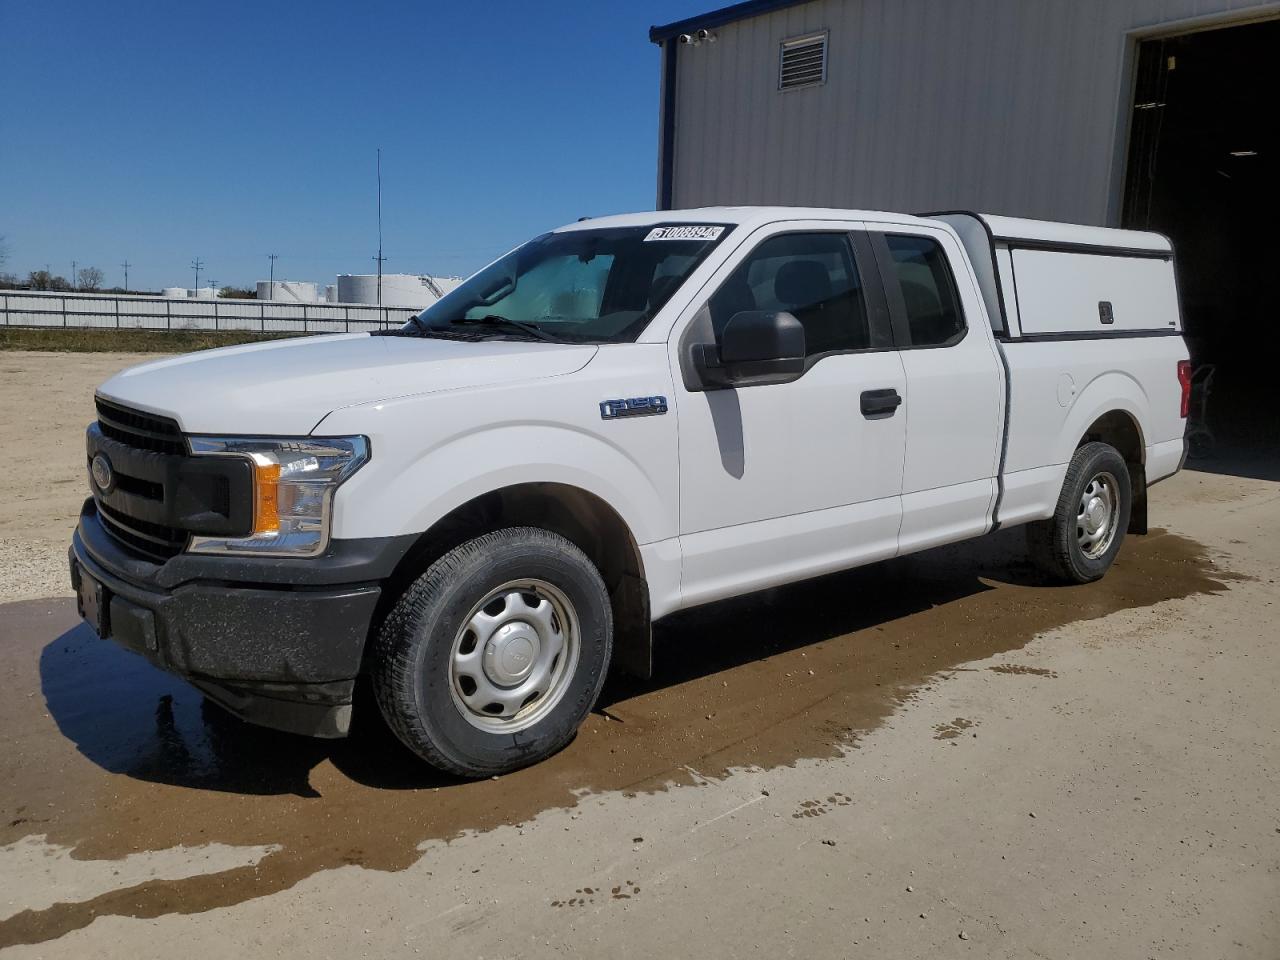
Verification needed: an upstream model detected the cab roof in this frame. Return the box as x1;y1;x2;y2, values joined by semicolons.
557;206;1172;254
554;206;942;233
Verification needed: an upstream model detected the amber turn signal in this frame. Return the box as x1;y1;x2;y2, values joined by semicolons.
252;462;282;535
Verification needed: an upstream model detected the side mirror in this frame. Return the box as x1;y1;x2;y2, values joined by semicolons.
691;311;806;389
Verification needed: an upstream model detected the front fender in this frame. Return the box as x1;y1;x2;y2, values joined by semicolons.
339;422;673;545
316;348;681;547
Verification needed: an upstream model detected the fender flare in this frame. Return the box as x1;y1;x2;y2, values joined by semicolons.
1055;371;1149;466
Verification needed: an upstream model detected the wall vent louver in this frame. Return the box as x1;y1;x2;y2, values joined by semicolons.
780;33;827;90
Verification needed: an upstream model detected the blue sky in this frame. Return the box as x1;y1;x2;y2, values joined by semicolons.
0;0;708;290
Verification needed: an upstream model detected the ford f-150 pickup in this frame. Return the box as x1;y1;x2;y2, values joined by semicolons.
70;207;1190;775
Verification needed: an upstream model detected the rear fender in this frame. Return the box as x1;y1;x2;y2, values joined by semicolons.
1056;372;1149;467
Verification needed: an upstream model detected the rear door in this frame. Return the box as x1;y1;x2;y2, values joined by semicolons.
669;220;907;608
868;225;1005;554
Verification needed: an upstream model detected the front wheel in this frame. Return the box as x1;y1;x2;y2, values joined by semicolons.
1026;441;1132;584
371;527;613;777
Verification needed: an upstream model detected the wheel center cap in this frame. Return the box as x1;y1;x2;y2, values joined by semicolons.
484;623;539;686
1085;498;1107;535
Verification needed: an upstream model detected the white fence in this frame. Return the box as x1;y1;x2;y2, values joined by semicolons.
0;290;419;334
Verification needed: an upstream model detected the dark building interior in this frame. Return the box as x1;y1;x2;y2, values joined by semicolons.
1123;18;1280;464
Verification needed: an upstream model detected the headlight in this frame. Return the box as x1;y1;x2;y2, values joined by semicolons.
187;436;369;557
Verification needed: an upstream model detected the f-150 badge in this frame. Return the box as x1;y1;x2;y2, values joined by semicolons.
600;396;668;420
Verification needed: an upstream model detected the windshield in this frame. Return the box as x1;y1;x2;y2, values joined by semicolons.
407;224;732;343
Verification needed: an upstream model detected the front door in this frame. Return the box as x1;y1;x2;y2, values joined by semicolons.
669;222;907;609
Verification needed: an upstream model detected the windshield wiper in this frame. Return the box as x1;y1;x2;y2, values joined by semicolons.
378;315;459;339
451;314;564;343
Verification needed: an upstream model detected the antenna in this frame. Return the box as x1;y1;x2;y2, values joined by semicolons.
121;260;130;292
373;146;384;308
191;257;204;291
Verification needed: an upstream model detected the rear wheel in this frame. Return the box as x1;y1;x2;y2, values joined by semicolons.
371;527;612;777
1027;441;1131;584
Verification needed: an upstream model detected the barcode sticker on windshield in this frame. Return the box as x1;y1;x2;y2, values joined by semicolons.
644;225;725;242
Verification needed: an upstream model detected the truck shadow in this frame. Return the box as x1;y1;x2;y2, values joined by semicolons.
609;529;1048;705
38;626;337;797
36;527;1055;796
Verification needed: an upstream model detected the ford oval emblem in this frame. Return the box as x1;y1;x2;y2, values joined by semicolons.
91;453;116;494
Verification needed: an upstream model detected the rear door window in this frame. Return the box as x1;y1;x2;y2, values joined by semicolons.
883;235;965;347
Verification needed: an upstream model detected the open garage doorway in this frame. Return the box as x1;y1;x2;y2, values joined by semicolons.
1123;16;1280;470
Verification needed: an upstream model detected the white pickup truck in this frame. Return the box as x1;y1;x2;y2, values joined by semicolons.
71;207;1190;775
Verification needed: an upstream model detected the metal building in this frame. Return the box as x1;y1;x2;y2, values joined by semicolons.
650;0;1280;446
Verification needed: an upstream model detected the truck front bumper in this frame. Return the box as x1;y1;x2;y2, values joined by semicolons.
69;500;413;738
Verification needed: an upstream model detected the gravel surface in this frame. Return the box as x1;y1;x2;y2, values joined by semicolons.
1;351;157;600
0;539;72;605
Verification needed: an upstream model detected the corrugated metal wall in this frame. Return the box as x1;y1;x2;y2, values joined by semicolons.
666;0;1278;224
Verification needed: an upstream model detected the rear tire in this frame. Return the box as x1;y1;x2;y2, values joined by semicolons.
371;527;612;777
1026;441;1131;584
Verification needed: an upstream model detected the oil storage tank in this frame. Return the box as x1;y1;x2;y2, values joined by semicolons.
337;273;449;308
256;280;319;302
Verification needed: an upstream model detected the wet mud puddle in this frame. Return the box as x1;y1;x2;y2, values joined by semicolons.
0;528;1232;947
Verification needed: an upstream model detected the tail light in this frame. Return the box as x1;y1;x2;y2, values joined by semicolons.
1177;360;1192;418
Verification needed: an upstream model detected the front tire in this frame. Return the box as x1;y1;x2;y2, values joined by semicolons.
371;527;612;777
1026;441;1131;584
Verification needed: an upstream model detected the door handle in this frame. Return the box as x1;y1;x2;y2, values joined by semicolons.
860;388;902;418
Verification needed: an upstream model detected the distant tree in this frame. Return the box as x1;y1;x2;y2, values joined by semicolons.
28;270;73;291
218;285;256;299
77;266;104;291
0;272;19;289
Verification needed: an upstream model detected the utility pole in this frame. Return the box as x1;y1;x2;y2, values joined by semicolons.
376;147;383;308
71;260;78;290
209;279;218;296
267;253;278;293
191;257;204;292
121;260;130;292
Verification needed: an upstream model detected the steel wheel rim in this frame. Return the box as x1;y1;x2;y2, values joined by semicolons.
448;578;580;733
1077;470;1119;560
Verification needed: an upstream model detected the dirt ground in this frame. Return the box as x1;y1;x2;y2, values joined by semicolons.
0;350;1276;958
0;351;156;602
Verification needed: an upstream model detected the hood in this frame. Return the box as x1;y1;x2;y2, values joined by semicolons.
96;333;598;435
